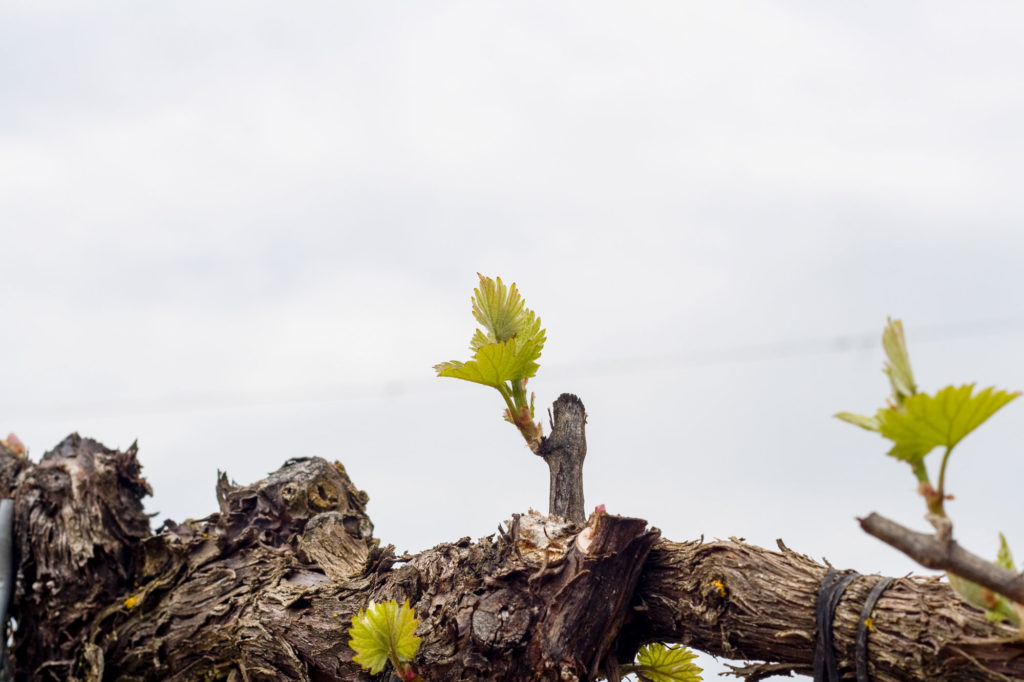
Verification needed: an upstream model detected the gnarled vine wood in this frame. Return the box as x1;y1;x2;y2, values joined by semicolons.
2;427;1023;680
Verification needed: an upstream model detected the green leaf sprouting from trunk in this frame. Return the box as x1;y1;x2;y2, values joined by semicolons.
619;643;703;682
434;274;546;450
348;600;422;676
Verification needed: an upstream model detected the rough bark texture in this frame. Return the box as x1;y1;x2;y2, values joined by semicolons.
3;435;1024;681
631;539;1024;681
536;393;587;524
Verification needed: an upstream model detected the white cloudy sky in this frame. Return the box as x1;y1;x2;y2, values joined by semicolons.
4;2;1024;676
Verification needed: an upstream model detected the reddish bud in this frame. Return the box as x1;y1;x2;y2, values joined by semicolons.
4;433;25;455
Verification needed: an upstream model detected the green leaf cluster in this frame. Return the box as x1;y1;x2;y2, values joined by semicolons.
837;317;1024;622
871;384;1017;466
434;274;546;449
621;643;703;682
835;318;1019;494
348;599;421;676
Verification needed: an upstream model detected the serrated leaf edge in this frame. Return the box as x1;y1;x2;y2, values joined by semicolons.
347;599;422;675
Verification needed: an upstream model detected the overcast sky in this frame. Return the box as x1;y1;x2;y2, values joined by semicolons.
4;2;1024;677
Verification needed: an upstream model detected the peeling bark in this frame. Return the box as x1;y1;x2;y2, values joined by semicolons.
2;436;1023;681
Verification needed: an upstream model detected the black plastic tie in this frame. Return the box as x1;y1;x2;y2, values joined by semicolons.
814;569;859;682
855;576;894;682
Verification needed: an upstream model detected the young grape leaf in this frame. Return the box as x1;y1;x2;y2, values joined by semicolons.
947;535;1021;627
997;532;1016;572
988;535;1024;627
348;600;421;675
471;274;537;343
837;319;1020;475
435;275;546;387
435;334;544;388
946;571;1020;625
834;411;881;432
835;318;914;433
631;643;703;682
435;274;547;448
882;317;917;406
876;384;1019;462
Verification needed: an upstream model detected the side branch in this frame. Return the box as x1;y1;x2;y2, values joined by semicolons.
860;512;1024;604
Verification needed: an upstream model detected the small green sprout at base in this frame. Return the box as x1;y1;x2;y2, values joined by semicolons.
348;599;424;680
434;274;547;451
616;643;703;682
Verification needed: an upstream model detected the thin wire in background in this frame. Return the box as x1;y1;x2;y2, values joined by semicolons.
7;315;1024;421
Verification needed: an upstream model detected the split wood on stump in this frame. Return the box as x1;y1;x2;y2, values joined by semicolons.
1;397;1023;680
536;393;587;524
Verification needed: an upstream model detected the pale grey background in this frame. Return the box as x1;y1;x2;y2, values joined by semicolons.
4;2;1024;677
